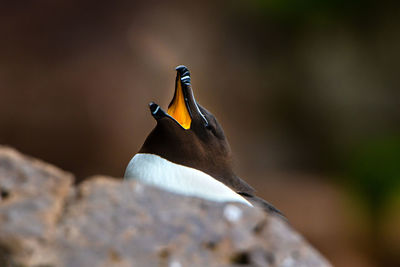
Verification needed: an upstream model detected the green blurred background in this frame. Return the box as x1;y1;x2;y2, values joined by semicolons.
1;0;399;265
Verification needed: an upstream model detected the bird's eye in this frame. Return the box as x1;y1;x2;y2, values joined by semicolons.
205;123;218;136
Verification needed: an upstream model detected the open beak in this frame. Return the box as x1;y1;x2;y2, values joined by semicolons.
167;66;192;129
149;65;208;130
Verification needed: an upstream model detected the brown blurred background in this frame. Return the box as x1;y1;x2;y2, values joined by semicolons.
1;0;400;266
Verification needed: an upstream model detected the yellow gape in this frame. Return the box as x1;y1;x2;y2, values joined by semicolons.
167;77;192;129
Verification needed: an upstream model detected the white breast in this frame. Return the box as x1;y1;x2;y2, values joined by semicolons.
124;153;252;207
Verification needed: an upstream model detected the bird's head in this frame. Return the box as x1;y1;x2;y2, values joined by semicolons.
140;65;234;179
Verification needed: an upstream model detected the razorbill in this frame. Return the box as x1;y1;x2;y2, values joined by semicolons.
125;65;283;216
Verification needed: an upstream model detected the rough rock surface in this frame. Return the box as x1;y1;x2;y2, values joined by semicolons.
0;146;331;267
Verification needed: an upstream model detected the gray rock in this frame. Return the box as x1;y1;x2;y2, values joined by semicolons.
0;146;331;266
0;146;73;266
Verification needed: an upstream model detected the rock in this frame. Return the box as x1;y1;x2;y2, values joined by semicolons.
0;146;73;266
0;146;331;266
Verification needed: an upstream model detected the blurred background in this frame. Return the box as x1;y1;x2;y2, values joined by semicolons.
1;0;399;266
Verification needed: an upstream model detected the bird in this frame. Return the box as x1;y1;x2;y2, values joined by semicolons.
125;65;283;217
